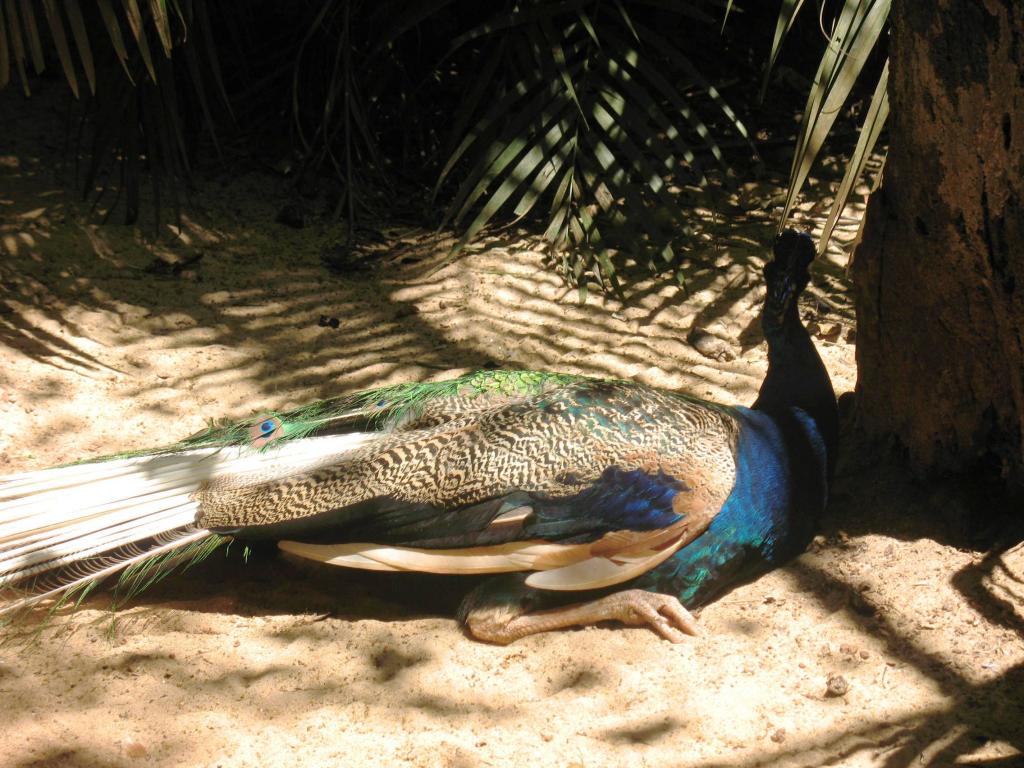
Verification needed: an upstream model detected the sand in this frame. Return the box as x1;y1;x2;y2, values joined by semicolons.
1;86;1022;768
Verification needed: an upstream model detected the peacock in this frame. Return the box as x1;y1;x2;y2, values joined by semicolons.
0;230;838;643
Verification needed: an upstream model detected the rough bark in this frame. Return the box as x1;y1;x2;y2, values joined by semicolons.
854;0;1024;483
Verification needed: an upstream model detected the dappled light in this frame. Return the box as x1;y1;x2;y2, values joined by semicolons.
4;140;1018;762
0;117;857;469
4;79;999;768
2;3;1021;765
5;493;1021;766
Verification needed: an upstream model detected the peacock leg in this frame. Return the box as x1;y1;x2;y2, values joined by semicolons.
458;574;702;644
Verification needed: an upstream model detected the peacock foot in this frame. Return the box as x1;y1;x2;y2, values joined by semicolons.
459;575;702;644
585;589;703;643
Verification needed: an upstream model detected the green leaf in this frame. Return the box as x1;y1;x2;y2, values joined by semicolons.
603;27;726;177
18;0;44;73
579;127;674;256
445;0;589;57
818;60;888;254
97;0;132;81
445;80;576;225
636;21;753;152
436;67;537;195
779;0;890;229
0;2;9;89
121;0;157;82
4;0;30;95
511;135;573;219
593;44;705;185
544;158;577;242
436;36;506;181
458;132;570;245
63;0;95;96
760;0;805;101
539;14;587;128
435;0;739;288
613;0;639;42
721;0;734;32
590;93;684;229
573;176;603;244
453;99;574;231
576;8;599;46
147;0;172;56
40;0;78;97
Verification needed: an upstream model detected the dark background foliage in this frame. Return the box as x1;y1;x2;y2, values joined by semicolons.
0;0;885;294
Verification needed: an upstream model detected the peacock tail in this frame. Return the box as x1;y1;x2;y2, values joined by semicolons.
0;371;569;611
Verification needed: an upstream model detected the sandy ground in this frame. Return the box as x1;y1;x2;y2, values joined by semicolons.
1;87;1023;768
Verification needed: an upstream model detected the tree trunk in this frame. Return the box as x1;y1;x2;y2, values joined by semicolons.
853;0;1024;483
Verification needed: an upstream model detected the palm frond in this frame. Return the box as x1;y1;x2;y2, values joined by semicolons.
760;0;805;101
777;0;890;234
40;0;79;96
2;0;32;95
437;1;750;291
96;0;132;80
19;0;44;75
0;4;10;89
1;0;232;227
818;59;888;254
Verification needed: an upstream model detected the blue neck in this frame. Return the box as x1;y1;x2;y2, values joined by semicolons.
633;298;837;608
634;406;828;607
754;304;838;479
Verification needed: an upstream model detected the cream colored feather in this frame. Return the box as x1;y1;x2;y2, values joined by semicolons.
0;432;373;613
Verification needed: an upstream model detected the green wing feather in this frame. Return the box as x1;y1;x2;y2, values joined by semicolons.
94;370;589;461
75;369;738;466
349;369;586;427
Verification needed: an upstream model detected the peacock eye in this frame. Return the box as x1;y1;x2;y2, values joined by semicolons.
248;415;283;445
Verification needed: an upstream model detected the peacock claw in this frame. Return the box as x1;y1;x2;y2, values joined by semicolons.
600;589;703;643
462;582;701;644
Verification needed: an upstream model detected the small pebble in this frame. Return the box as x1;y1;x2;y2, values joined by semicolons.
850;593;875;616
688;328;736;361
825;673;849;697
770;728;787;743
124;739;148;758
824;589;846;612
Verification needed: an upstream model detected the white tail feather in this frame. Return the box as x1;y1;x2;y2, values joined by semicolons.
0;432;373;614
0;529;210;616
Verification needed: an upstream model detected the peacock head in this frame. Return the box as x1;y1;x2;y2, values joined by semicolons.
763;229;815;329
